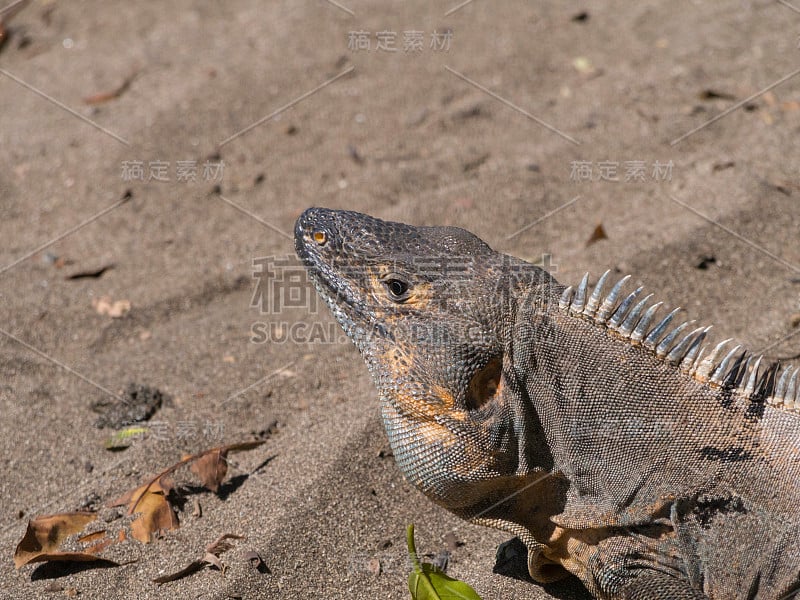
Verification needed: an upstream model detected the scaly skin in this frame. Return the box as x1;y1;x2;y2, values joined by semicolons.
295;207;800;600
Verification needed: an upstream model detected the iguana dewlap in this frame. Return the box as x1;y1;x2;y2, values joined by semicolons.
295;207;800;600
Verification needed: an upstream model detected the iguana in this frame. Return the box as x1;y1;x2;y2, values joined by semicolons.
294;207;800;599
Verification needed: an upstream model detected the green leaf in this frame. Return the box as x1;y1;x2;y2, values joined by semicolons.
104;426;148;450
406;524;482;600
408;565;484;600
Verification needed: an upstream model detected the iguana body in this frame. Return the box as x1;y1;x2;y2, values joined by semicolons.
294;207;800;599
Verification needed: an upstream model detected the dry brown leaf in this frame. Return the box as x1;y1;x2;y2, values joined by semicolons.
16;551;119;567
244;550;265;570
190;441;265;493
83;69;139;105
153;533;243;584
127;478;178;543
222;440;268;454
14;512;98;568
202;552;224;571
82;534;117;557
153;560;205;584
76;530;107;544
16;440;265;572
106;488;135;508
585;223;608;247
108;441;264;543
108;472;174;506
189;449;228;493
206;533;244;555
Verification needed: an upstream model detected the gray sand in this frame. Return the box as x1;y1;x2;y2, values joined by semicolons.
1;1;798;598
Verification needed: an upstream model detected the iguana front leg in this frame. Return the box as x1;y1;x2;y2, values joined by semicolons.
620;572;707;600
494;536;709;599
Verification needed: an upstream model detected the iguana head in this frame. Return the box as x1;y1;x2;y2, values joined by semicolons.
295;208;555;515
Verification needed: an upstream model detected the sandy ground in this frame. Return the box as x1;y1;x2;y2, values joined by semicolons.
1;1;799;598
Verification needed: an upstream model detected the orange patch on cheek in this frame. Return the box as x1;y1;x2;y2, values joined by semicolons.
377;346;460;416
415;420;459;449
430;384;457;410
383;345;414;370
377;346;438;418
396;389;457;423
404;285;431;309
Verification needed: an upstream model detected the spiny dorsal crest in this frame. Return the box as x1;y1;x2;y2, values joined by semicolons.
558;270;799;414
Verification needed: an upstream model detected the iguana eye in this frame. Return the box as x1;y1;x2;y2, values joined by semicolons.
384;278;410;302
312;230;327;245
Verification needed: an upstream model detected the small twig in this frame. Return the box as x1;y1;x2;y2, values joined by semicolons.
83;67;141;105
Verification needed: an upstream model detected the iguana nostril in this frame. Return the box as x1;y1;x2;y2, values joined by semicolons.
312;230;327;245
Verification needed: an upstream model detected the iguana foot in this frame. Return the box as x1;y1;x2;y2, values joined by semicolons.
493;537;533;582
